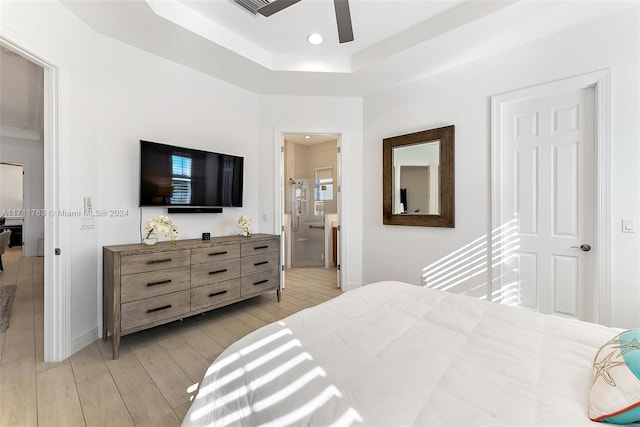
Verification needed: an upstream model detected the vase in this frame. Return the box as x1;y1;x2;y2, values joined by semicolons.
240;230;251;237
143;232;158;245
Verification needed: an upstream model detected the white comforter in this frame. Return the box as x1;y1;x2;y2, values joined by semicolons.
183;281;620;426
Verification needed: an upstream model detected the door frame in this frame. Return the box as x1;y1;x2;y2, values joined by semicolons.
273;128;344;289
0;34;68;361
490;69;610;324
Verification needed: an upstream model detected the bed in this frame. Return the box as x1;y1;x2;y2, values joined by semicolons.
182;281;627;426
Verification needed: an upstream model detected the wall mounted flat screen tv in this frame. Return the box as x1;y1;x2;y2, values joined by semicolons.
139;140;243;208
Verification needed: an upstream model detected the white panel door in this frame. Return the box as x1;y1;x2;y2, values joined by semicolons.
500;87;595;321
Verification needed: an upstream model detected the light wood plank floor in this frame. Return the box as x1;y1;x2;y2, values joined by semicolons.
0;246;340;426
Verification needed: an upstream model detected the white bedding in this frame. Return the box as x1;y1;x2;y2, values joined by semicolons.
183;281;620;426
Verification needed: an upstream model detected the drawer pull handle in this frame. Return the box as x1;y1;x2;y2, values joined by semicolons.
208;251;228;256
147;304;172;313
209;269;228;275
147;279;171;287
254;261;268;266
209;290;228;297
147;258;172;265
253;279;269;286
254;245;269;250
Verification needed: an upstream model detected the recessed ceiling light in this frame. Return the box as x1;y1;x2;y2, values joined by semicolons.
304;135;312;139
307;33;323;45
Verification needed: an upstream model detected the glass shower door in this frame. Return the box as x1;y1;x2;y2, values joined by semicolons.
291;179;324;267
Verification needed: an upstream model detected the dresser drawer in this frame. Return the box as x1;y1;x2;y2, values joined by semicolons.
241;239;279;257
241;251;279;276
191;244;240;265
241;270;280;296
121;250;190;275
191;279;241;311
103;235;281;360
121;266;190;303
191;259;241;287
121;290;191;332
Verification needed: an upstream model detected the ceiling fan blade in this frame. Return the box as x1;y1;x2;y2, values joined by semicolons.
257;0;302;17
334;0;354;43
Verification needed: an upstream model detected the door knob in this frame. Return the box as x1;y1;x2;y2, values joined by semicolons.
571;244;591;252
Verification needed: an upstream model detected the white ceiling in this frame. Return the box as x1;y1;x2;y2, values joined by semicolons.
60;0;637;97
148;0;469;72
1;0;636;142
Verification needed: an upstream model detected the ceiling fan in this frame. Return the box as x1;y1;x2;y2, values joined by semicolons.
234;0;354;44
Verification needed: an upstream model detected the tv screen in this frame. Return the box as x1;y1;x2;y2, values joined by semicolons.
140;140;243;208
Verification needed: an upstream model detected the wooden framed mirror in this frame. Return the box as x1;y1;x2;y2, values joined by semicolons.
383;125;455;227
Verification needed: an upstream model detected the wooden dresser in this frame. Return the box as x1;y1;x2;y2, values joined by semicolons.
103;233;280;359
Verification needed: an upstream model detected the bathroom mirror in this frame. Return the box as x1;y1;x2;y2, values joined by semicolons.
383;125;454;227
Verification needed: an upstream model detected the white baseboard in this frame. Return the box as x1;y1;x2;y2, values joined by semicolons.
71;327;99;355
342;281;363;292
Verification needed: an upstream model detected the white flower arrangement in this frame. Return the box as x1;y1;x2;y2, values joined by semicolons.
236;215;252;237
144;215;178;243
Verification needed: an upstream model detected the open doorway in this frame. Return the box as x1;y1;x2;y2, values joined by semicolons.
0;38;63;362
282;133;340;292
0;46;45;259
0;44;45;361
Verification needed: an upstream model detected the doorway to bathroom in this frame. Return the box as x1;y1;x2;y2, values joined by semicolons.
282;134;339;285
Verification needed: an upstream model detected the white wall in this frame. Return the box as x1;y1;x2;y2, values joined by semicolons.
94;35;259;247
3;0;637;362
1;0;102;353
363;8;639;328
1;0;260;356
3;0;357;358
257;95;363;290
93;34;260;342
